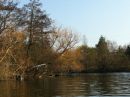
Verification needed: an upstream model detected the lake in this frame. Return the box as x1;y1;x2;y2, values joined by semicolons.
0;73;130;97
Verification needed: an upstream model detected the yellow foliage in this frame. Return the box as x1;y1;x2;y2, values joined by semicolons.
55;50;84;72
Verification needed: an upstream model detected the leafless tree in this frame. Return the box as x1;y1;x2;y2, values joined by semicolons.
49;28;79;55
0;0;17;35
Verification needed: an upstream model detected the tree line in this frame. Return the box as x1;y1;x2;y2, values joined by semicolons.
79;36;130;73
0;0;130;80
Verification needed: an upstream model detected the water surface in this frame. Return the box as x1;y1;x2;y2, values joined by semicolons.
0;73;130;97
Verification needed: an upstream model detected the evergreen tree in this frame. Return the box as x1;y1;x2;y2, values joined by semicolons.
17;0;52;46
125;45;130;58
96;36;109;72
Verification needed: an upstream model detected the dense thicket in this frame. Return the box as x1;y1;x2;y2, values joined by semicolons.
77;36;130;73
0;0;78;79
0;0;130;80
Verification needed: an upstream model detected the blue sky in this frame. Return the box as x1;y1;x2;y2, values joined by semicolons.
21;0;130;47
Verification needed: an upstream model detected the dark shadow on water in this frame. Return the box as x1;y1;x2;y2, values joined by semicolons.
0;73;130;97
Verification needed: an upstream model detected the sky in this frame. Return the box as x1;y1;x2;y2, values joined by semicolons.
21;0;130;47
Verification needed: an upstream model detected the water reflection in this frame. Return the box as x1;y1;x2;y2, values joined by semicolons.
0;73;130;97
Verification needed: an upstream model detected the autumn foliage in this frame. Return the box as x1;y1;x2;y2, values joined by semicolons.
1;0;130;80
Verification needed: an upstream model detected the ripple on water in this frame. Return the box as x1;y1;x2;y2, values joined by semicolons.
0;73;130;97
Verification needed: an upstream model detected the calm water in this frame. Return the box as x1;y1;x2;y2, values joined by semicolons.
0;73;130;97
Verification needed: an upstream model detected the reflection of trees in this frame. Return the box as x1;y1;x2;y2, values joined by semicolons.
51;74;118;96
51;76;91;96
0;74;121;97
95;74;114;95
23;76;92;96
0;81;29;97
87;73;117;96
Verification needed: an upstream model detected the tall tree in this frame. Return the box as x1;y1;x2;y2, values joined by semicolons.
96;36;109;72
125;45;130;58
17;0;52;54
11;0;53;77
